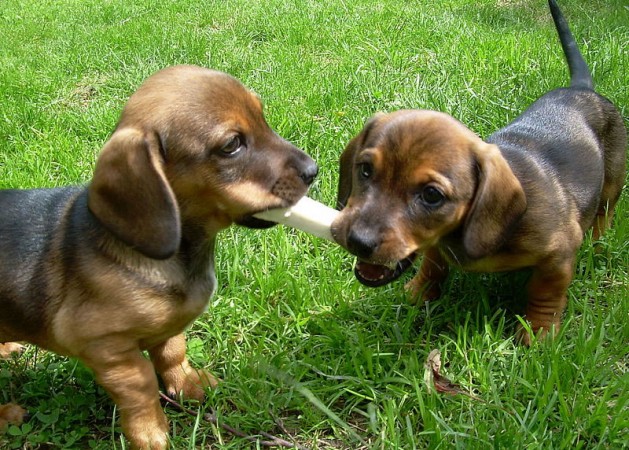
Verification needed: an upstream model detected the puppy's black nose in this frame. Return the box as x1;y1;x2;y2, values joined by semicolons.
300;160;318;186
347;227;379;260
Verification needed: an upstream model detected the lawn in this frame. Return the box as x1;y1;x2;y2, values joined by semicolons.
0;0;627;448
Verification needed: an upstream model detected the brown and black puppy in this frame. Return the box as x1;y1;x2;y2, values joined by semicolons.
0;65;317;448
331;0;626;344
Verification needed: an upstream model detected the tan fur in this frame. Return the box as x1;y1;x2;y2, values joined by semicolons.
332;108;625;345
0;65;316;448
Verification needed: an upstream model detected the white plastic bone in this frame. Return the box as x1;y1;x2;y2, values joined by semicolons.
253;197;338;242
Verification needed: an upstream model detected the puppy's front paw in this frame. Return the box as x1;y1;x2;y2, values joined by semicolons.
404;276;442;304
149;335;219;401
515;324;533;346
515;321;559;346
406;248;448;304
162;365;219;402
124;409;169;450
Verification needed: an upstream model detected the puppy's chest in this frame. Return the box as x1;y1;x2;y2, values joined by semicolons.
147;257;217;317
170;273;217;319
114;249;217;333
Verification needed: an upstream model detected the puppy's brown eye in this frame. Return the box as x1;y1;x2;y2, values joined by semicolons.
221;135;244;155
419;185;445;207
357;162;373;180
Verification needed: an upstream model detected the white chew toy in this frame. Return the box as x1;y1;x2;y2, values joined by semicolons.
253;197;339;242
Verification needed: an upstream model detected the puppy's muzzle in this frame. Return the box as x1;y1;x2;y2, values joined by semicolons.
239;151;318;229
346;225;416;287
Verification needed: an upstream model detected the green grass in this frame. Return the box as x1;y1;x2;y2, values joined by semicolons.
1;0;627;448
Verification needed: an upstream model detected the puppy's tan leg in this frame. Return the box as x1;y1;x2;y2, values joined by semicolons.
149;334;218;402
0;403;27;432
0;343;25;359
518;259;574;345
405;247;449;303
591;204;615;242
82;346;168;450
0;344;28;433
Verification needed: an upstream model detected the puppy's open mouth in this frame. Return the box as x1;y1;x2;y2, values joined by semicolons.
236;202;290;229
237;201;292;229
236;215;277;229
354;253;417;287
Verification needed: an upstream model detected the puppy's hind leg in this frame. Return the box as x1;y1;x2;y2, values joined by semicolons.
0;343;25;359
591;200;616;242
592;164;625;242
592;112;627;242
149;334;218;402
0;403;27;433
0;344;28;433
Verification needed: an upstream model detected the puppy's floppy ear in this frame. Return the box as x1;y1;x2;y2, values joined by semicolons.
337;113;384;210
88;128;181;259
463;142;526;259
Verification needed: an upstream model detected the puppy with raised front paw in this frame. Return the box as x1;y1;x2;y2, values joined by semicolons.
0;65;317;448
331;0;626;344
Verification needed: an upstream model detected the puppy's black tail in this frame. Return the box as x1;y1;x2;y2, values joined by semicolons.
548;0;593;90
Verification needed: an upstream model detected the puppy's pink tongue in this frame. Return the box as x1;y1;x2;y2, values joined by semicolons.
355;261;395;286
354;254;416;288
357;262;388;279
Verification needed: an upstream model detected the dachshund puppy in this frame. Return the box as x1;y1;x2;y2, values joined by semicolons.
331;0;626;344
0;65;317;448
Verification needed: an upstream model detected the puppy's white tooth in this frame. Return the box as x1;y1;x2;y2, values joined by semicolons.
254;197;339;242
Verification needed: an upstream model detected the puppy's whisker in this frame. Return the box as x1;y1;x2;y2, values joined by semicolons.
444;245;461;266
